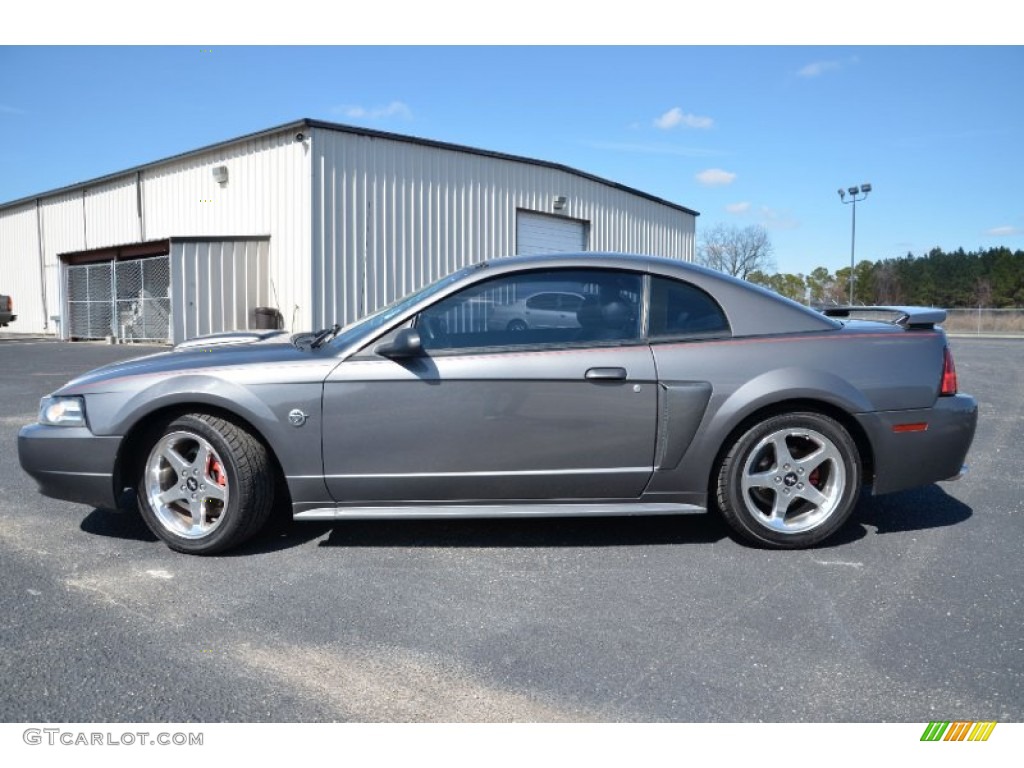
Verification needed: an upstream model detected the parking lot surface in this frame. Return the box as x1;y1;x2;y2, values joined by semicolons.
1;336;1020;722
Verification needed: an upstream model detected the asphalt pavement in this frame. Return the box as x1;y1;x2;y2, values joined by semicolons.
0;336;1020;722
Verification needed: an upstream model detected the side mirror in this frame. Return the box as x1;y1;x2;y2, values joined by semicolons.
374;328;424;359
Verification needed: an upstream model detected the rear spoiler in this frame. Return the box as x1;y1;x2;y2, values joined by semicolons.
819;306;946;330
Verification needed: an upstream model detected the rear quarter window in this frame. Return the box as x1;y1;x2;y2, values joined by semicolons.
649;276;730;338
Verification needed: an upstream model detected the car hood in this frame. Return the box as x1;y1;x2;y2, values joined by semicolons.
172;329;291;350
55;331;328;395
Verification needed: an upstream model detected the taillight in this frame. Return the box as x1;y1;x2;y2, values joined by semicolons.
940;346;958;396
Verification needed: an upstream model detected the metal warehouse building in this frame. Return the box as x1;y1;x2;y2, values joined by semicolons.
0;118;698;344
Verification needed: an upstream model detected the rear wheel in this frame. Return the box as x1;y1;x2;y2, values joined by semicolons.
716;412;861;548
137;413;273;554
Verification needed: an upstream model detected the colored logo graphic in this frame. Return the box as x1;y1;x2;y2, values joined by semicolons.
921;721;997;741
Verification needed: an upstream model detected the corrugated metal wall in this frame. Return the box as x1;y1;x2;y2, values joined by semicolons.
170;238;272;344
2;122;696;337
144;132;309;332
310;128;696;328
0;203;46;330
40;191;89;336
84;176;140;247
0;129;309;335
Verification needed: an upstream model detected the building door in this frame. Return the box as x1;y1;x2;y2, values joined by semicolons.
516;210;588;255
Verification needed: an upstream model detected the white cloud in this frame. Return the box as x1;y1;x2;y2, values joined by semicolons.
696;168;736;187
726;202;751;214
986;225;1024;236
797;60;841;78
654;107;713;130
333;101;412;121
0;104;26;115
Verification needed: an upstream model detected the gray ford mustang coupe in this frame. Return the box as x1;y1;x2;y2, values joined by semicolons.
19;253;977;554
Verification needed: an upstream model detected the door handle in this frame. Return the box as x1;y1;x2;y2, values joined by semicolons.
585;367;628;381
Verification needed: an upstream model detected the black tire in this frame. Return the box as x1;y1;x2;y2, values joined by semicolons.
715;412;861;549
506;319;528;332
136;413;273;555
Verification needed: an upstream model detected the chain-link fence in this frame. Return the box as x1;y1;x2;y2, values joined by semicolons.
943;309;1024;336
66;262;114;340
115;257;171;341
66;256;170;342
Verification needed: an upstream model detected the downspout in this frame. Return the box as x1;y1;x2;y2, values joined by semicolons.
81;187;88;249
136;170;146;241
35;198;49;332
306;125;316;331
362;199;370;320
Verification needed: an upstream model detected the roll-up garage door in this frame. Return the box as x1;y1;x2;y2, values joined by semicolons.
516;211;588;255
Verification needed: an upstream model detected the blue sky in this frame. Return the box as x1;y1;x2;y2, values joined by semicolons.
1;45;1021;276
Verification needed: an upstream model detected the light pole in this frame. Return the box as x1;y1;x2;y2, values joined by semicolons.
837;183;871;305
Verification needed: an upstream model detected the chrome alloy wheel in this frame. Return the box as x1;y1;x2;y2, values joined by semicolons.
739;427;846;535
144;430;230;539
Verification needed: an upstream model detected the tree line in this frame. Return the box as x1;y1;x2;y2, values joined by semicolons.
697;225;1024;308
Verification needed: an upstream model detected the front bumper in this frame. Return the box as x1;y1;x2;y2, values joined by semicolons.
18;423;123;509
857;394;978;495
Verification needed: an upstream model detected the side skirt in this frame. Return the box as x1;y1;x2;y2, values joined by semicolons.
293;502;707;521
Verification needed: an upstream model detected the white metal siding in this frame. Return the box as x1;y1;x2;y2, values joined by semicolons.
2;122;696;336
170;238;272;344
0;203;45;330
311;127;695;327
39;192;89;335
84;176;140;247
516;211;587;255
143;133;309;332
0;129;310;335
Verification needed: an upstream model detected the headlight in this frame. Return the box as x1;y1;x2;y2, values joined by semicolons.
38;396;87;427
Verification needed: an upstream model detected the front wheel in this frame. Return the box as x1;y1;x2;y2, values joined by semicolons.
137;413;273;554
715;412;862;548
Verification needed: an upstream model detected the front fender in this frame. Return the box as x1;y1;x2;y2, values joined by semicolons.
83;374;326;492
84;374;281;435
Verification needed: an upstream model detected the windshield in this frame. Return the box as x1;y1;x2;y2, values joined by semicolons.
327;266;477;350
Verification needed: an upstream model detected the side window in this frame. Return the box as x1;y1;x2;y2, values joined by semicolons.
416;269;642;352
649;276;730;338
525;293;558;311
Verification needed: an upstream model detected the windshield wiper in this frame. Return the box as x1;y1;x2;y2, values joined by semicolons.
310;324;341;349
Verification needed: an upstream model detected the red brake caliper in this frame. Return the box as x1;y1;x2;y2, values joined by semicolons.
206;456;227;488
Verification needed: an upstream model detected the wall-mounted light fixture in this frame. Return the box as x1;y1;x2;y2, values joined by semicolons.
212;166;229;186
553;195;567;211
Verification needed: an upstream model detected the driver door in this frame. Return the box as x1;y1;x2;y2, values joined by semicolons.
321;267;658;505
